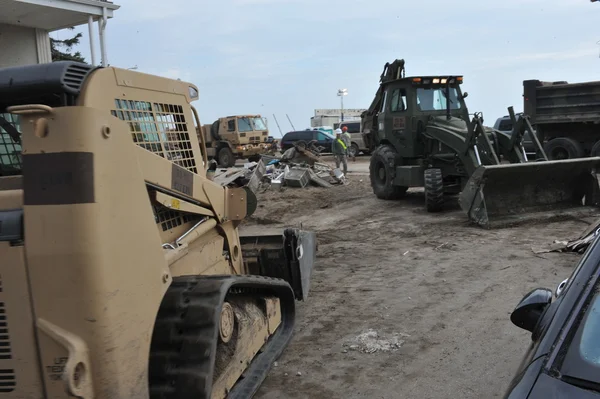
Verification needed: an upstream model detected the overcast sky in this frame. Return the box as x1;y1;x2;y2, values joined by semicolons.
53;0;600;136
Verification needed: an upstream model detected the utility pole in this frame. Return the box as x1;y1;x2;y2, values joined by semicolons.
337;88;348;122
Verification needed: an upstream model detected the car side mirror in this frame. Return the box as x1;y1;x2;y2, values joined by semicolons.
460;92;468;99
555;278;568;297
510;288;553;333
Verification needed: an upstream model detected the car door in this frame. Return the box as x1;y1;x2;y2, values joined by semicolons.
316;131;333;152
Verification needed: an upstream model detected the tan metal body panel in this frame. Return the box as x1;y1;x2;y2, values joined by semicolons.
0;63;308;399
0;242;45;398
19;106;171;398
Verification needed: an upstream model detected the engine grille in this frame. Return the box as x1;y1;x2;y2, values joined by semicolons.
0;299;15;393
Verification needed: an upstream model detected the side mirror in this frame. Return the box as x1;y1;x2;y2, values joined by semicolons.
510;288;553;333
461;92;469;99
556;278;568;297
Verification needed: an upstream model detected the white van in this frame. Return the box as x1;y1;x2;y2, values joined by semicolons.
337;120;369;157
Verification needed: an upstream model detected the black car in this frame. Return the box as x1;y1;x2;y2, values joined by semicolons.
280;129;334;153
505;234;600;398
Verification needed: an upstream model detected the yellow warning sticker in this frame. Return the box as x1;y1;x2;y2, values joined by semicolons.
171;199;181;209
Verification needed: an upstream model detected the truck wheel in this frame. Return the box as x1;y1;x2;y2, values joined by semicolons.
218;147;235;167
349;143;360;157
424;168;444;213
210;120;221;141
369;145;408;200
543;138;584;160
591;140;600;158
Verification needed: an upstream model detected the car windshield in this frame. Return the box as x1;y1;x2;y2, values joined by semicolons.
252;117;267;131
416;87;461;111
559;282;600;388
237;117;253;132
0;113;22;176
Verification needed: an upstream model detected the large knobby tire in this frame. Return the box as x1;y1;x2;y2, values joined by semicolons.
543;137;584;160
369;145;408;200
210;120;221;141
590;140;600;158
424;168;444;213
218;147;235;167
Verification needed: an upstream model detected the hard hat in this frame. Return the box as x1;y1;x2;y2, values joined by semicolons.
342;126;348;132
335;128;342;134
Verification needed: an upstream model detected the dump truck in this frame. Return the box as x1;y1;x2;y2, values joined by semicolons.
361;58;600;228
523;79;600;160
0;61;316;398
200;115;274;167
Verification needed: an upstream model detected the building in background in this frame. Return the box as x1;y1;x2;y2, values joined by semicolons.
310;108;366;128
0;0;120;68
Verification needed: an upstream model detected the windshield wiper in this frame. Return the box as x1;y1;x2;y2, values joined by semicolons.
562;375;600;394
0;116;21;145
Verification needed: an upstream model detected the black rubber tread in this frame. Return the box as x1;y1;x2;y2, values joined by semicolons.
424;168;444;213
148;275;296;399
543;137;584;160
217;146;235;167
349;143;359;157
369;144;408;200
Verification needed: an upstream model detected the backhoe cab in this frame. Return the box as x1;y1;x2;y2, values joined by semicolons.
362;59;600;228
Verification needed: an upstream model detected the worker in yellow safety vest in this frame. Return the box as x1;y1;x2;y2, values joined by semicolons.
333;129;348;175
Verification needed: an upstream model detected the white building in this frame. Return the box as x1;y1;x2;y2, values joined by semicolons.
0;0;120;68
310;108;366;128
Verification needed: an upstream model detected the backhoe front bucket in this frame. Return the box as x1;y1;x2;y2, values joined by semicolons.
459;157;600;229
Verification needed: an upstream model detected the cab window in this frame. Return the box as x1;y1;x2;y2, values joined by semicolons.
227;119;235;131
391;89;408;112
237;117;253;132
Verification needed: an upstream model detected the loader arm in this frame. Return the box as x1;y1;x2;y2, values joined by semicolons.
422;123;483;177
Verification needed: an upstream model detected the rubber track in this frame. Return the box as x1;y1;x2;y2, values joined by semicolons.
148;275;296;399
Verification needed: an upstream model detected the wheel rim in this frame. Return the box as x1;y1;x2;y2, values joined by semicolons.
219;302;235;343
375;161;386;184
551;148;568;159
221;153;231;165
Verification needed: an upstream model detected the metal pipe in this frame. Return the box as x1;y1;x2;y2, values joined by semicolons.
88;16;97;65
176;217;208;245
191;105;209;168
473;144;482;165
98;8;108;66
522;146;529;162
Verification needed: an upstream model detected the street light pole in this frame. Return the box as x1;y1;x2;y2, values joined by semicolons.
337;88;348;123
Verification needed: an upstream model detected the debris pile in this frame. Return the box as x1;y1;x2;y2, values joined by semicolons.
532;218;600;254
342;329;409;354
210;143;347;193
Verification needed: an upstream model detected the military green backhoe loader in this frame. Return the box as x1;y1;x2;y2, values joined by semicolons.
361;59;600;228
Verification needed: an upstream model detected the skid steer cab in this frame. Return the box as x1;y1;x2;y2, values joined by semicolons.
0;61;316;399
361;58;600;228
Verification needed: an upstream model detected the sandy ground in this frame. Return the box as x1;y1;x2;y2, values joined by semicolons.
240;156;593;399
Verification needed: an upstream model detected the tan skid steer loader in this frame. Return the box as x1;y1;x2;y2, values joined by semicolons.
362;58;600;228
0;61;316;399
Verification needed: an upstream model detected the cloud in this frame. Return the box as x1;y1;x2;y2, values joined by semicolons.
474;45;599;70
72;0;600;132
